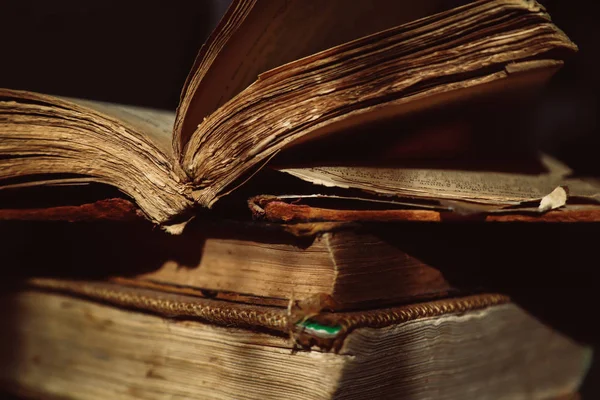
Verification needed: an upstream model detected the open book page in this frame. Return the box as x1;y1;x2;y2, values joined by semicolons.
60;97;175;158
181;0;576;208
279;155;600;205
175;0;462;155
0;89;192;224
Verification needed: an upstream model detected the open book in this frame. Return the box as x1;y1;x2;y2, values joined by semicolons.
1;0;590;227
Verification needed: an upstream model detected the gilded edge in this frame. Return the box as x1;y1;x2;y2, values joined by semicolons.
27;278;509;351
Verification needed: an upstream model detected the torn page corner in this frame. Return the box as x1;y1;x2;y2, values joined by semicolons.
538;186;568;212
161;216;195;235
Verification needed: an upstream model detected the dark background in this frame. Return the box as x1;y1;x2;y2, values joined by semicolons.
1;0;598;397
1;0;231;109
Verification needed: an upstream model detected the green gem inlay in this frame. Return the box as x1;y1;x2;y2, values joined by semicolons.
297;320;342;338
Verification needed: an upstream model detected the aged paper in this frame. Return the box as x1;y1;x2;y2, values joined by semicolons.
280;156;599;205
59;97;175;156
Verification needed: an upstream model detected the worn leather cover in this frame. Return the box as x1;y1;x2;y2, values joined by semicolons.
250;196;600;224
0;198;143;222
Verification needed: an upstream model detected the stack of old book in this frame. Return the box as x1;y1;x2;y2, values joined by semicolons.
0;1;597;398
